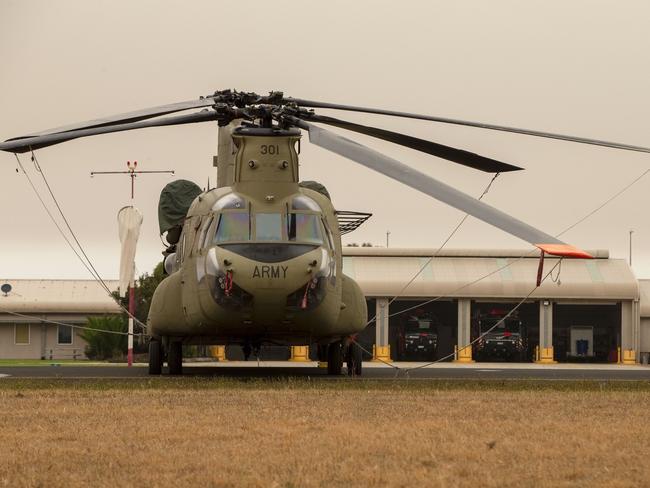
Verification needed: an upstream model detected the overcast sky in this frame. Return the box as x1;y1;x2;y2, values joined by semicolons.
1;0;649;281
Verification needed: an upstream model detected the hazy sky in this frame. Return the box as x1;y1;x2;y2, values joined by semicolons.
1;0;649;281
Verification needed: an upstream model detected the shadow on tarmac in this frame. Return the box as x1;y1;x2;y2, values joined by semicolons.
1;363;650;381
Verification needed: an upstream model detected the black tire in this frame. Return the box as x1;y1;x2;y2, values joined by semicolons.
148;339;162;375
168;341;183;375
327;341;343;375
346;342;363;377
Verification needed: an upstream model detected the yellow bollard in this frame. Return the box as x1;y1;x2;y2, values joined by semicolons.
289;345;310;362
622;349;636;365
535;347;556;364
210;345;227;362
372;344;392;362
454;344;474;363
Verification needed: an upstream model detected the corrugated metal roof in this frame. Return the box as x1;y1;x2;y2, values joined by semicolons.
342;249;637;300
0;279;121;313
342;248;610;259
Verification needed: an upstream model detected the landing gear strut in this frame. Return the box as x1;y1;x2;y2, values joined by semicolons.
168;341;183;375
346;341;363;376
148;339;162;375
327;341;343;375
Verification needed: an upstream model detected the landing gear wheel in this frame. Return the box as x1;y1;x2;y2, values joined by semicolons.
168;341;183;375
242;343;252;361
317;344;328;363
148;339;162;375
327;341;343;375
346;342;363;377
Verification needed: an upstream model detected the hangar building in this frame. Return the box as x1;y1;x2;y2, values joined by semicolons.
345;248;642;364
0;249;648;364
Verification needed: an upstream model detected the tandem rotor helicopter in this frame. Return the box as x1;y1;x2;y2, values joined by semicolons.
2;89;649;376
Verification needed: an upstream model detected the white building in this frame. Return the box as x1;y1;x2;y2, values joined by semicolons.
0;280;120;359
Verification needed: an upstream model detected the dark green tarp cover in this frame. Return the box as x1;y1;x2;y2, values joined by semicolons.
158;179;202;234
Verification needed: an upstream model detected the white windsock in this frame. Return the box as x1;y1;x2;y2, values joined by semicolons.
118;206;143;297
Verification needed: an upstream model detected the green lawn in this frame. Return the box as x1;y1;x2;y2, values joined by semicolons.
2;377;650;392
0;359;109;366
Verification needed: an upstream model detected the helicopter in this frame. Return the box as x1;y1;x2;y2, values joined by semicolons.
2;89;649;376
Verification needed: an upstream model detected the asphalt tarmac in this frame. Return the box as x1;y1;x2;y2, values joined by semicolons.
2;361;650;380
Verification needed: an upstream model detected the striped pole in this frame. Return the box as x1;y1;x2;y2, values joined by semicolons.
128;280;134;367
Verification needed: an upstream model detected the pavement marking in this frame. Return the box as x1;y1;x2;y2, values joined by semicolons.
0;373;11;378
477;369;502;372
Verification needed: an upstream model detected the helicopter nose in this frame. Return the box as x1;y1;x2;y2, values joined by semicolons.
207;244;327;295
213;242;320;263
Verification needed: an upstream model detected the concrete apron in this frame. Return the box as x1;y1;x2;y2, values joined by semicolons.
180;361;650;370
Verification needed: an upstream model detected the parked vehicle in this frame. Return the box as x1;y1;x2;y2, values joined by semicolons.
474;309;528;361
398;312;438;360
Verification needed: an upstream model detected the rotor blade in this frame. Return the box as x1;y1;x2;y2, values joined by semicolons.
304;113;522;173
0;110;220;153
294;118;591;259
7;97;218;141
288;98;650;154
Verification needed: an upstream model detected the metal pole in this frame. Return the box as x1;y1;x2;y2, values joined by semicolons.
629;229;634;266
128;160;137;199
128;283;134;366
91;161;173;366
127;161;135;367
386;231;390;248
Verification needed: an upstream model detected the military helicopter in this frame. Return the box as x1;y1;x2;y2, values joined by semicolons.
2;89;649;376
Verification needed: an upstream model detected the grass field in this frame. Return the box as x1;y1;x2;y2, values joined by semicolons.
1;379;649;487
0;359;108;366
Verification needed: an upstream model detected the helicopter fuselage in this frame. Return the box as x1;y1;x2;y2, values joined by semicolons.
147;127;367;347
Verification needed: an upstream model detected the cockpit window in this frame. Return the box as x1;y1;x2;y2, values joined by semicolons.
322;217;334;249
210;211;327;246
212;193;246;211
198;215;214;249
255;213;283;241
288;214;323;245
214;213;250;243
292;196;320;211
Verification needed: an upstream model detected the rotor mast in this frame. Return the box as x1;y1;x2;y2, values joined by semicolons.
215;121;241;188
230;126;302;200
